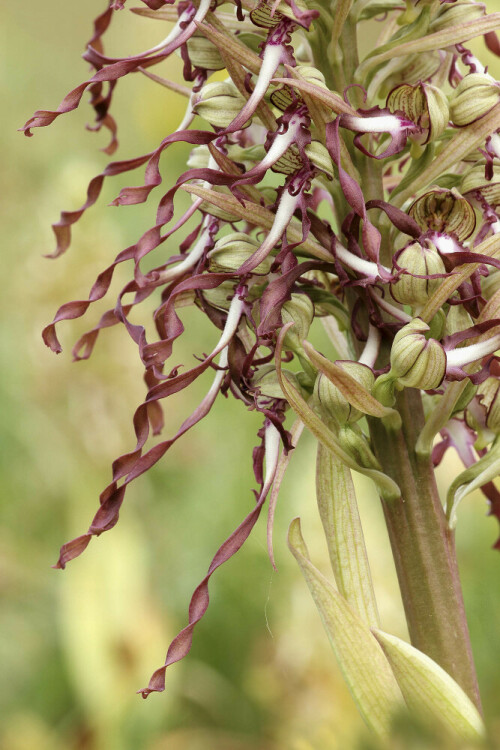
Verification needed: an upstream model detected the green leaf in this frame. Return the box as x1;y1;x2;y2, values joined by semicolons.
196;20;263;75
446;439;500;527
275;326;401;500
316;444;380;627
372;630;486;742
288;519;404;738
356;13;500;79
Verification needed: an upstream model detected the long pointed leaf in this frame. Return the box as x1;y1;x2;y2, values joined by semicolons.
316;444;380;627
373;630;486;742
288;519;404;738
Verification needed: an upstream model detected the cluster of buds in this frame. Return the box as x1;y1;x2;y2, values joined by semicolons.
24;0;500;741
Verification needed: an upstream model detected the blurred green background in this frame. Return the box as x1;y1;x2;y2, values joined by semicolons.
2;2;500;748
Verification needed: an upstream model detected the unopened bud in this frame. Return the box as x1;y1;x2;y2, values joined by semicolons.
338;424;380;469
430;0;485;32
193;82;246;129
391;241;446;308
387;82;449;142
282;293;314;349
185;34;225;71
449;74;500;127
460;163;500;205
476;377;500;432
445;305;473;337
252;364;300;401
208;232;273;274
187;144;210;170
314;362;374;424
408;188;476;241
305;141;334;179
203;281;237;311
481;270;500;300
389;319;446;389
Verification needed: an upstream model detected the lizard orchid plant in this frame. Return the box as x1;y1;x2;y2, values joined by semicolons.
24;0;500;743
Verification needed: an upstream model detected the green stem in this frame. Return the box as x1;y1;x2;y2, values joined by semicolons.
369;388;482;712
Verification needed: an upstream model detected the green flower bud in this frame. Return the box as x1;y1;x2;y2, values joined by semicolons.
391;241;446;309
408;188;476;241
203;281;237;311
429;0;486;32
187;144;210;170
185;34;225;71
305;141;334;180
281;293;314;349
271;65;327;111
449;74;500;127
444;305;473;337
193;82;246;129
208;232;273;274
387;82;449;142
314;362;375;425
252;364;302;402
453;379;477;414
389;319;446;389
337;424;380;470
193;188;241;223
476;377;500;432
481;270;500;301
460;163;500;206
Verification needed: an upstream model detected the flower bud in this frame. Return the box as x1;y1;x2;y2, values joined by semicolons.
391;241;446;308
281;293;314;349
449;74;500;127
429;0;486;32
408;188;476;241
305;141;334;179
203;281;237;311
476;377;500;432
460;163;500;205
271;65;327;111
314;362;374;424
444;305;473;337
386;82;449;143
193;82;246;129
252;364;301;402
208;232;273;274
187;144;210;170
337;424;380;469
185;34;225;71
389;319;446;389
481;270;500;301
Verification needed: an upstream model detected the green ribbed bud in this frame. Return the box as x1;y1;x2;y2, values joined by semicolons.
282;293;314;349
208;233;272;274
305;141;334;180
252;364;301;401
203;281;237;311
337;424;380;469
314;362;375;425
444;305;473;337
391;241;446;308
481;270;500;301
387;82;449;142
185;34;225;71
449;74;500;127
187;144;210;170
429;0;485;32
408;188;476;241
193;82;246;128
460;163;500;206
390;319;446;389
477;377;500;432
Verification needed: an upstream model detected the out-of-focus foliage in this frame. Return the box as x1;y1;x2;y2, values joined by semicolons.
1;1;500;748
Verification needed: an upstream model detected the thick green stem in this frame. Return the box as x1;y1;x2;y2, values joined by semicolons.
369;388;482;712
